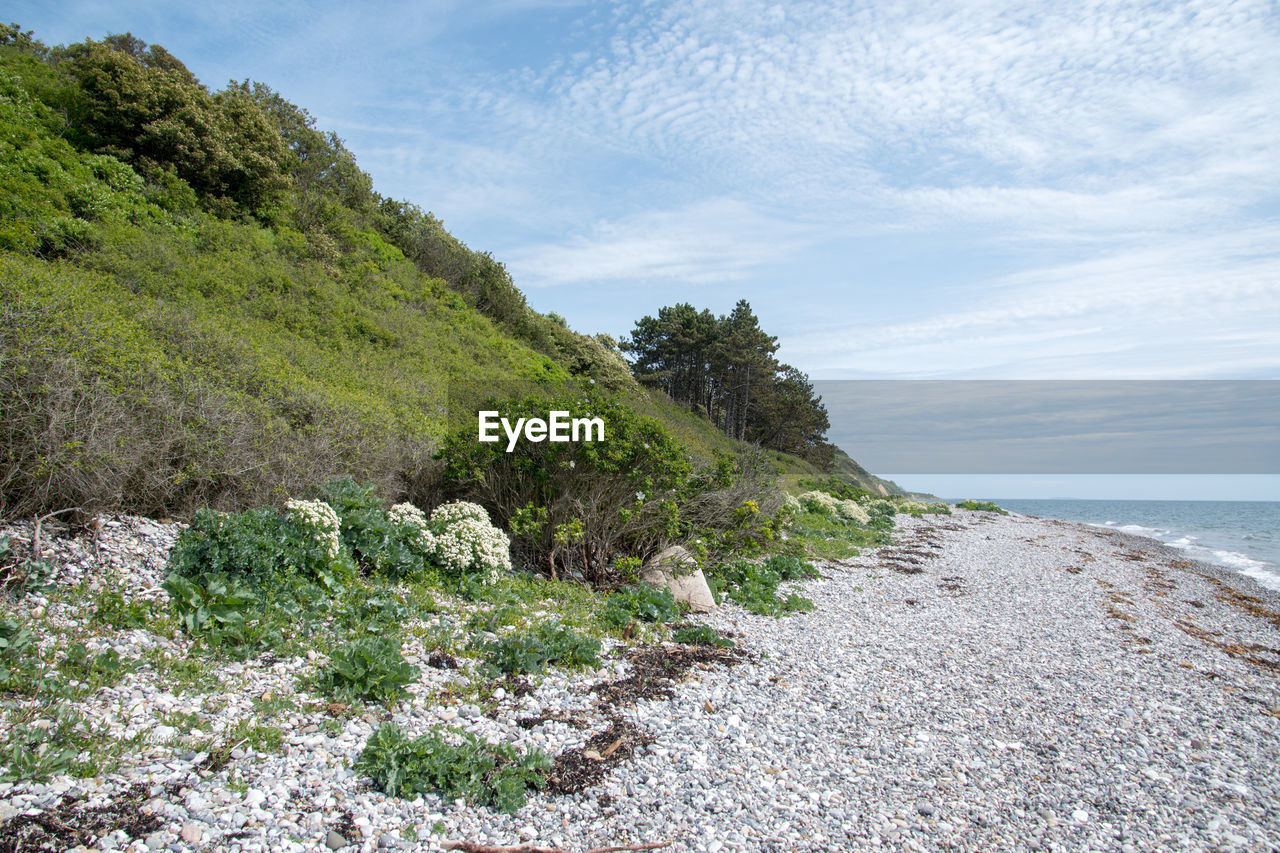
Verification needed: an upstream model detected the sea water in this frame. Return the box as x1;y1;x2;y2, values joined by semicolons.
992;499;1280;592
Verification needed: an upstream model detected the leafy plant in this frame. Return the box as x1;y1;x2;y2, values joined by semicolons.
483;622;600;675
601;584;681;628
0;617;39;691
357;723;550;813
163;571;258;642
57;642;130;690
711;559;814;617
318;636;418;703
323;479;415;575
762;554;818;581
91;589;165;630
0;536;56;597
956;499;1008;514
672;624;734;647
1;718;78;782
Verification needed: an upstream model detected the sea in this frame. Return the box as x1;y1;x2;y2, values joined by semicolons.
990;499;1280;593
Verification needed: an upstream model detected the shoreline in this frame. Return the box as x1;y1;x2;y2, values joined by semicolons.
1;509;1278;852
1026;512;1280;612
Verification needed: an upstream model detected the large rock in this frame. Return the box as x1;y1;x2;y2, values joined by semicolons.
640;545;716;612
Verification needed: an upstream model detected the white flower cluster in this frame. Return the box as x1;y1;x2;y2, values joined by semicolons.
781;494;802;514
428;501;511;583
866;498;898;515
388;501;429;529
431;501;490;526
388;501;436;552
285;499;342;558
798;490;870;525
799;490;841;515
898;499;930;513
837;500;871;525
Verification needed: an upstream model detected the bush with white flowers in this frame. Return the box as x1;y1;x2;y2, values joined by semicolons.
286;498;342;558
431;501;491;527
799;490;841;516
799;490;870;525
836;499;871;525
427;501;511;584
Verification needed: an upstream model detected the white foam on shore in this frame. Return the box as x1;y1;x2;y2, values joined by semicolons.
1092;521;1280;592
1214;550;1280;591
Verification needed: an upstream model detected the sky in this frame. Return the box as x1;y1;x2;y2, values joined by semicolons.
14;0;1280;498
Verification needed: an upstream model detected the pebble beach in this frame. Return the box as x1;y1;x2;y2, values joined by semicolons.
2;508;1278;852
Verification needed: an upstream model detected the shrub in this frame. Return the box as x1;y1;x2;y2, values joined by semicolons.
956;499;1008;514
672;624;734;647
167;506;353;590
357;723;550;813
798;490;870;524
675;449;788;560
318;636;418;703
601;585;681;628
438;389;692;586
483;622;600;675
426;501;512;583
322;478;428;579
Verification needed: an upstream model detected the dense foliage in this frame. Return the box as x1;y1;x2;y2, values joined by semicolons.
0;25;647;519
622;300;834;465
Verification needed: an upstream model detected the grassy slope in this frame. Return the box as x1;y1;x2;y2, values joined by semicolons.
0;52;887;516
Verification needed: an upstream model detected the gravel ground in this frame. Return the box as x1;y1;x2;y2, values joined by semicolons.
2;509;1278;852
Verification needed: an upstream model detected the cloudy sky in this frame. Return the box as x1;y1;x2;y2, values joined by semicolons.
16;0;1280;496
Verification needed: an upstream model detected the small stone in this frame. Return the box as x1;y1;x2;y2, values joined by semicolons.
916;800;935;817
1072;809;1089;823
326;829;348;850
180;824;202;844
145;832;166;851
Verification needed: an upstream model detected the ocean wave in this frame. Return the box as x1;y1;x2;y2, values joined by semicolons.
1115;523;1171;538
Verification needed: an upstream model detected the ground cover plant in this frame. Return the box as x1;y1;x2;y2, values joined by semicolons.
317;636;418;703
482;621;601;676
709;557;817;617
357;723;550;814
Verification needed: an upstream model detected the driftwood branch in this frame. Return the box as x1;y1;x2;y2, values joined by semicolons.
441;841;671;853
30;507;81;559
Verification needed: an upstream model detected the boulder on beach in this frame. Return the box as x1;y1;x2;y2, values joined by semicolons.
641;545;716;612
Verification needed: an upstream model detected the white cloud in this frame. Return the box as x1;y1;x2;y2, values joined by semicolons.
788;226;1280;378
505;197;811;286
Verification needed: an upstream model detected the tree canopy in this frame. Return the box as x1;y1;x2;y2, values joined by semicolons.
621;300;833;465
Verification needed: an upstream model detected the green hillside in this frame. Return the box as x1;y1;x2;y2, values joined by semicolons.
0;25;893;522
